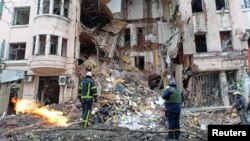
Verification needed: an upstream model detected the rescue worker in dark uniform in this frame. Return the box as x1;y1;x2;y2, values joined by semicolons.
162;79;183;140
80;71;97;127
232;91;249;125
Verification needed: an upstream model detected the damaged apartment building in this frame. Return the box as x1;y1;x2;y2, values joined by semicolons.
0;0;79;115
0;0;127;115
176;0;250;107
111;0;250;107
114;0;250;108
0;0;250;115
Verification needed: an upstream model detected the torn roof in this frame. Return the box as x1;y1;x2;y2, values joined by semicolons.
81;0;114;28
80;0;127;59
102;20;127;35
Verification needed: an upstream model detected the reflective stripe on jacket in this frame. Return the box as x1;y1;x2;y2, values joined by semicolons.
81;77;97;99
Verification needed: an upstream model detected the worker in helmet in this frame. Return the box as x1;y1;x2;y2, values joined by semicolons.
162;78;183;140
80;71;97;127
232;91;249;125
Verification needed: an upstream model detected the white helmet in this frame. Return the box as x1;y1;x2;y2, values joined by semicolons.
86;71;92;77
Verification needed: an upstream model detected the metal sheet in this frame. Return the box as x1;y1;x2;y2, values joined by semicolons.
102;20;127;34
0;70;25;83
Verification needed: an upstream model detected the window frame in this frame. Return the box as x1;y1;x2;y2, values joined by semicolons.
12;7;31;26
242;0;250;9
8;43;26;60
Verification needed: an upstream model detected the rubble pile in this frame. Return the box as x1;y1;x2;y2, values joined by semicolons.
2;70;248;140
90;74;165;130
52;71;166;131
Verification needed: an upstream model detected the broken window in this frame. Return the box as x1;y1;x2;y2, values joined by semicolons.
220;31;233;51
135;56;145;71
50;35;58;55
215;0;228;10
62;38;67;57
192;0;203;13
13;7;30;25
195;34;207;52
137;27;145;46
191;73;222;107
39;35;46;55
242;0;250;8
125;28;131;47
9;43;26;60
37;77;60;105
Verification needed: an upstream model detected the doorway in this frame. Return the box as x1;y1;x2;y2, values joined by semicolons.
7;85;20;115
37;77;60;105
135;56;145;71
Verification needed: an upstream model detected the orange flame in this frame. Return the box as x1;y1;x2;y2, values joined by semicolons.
13;99;69;127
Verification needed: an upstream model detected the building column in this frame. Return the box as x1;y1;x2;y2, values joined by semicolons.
179;0;196;54
45;35;51;55
219;71;230;106
39;0;44;14
130;24;137;47
60;0;64;16
204;0;222;52
57;36;63;56
34;35;40;55
49;0;54;14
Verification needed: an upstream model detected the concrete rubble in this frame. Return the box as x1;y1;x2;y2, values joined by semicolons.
1;69;249;140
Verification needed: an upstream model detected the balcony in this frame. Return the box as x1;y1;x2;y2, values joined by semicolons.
29;55;66;74
33;14;70;37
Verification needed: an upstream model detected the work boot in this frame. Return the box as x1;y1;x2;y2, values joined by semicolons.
174;130;181;140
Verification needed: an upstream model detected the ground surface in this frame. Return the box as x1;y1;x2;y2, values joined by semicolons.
0;114;207;141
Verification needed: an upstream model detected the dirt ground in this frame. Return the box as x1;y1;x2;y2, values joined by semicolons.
0;115;207;141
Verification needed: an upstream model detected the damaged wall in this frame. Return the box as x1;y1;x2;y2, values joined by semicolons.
151;0;163;18
179;0;196;54
123;22;159;47
193;52;247;71
127;0;144;20
158;22;175;44
0;84;8;115
204;0;222;52
229;0;248;50
217;12;231;31
193;13;207;33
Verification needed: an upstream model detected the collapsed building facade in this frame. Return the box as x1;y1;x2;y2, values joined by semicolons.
177;0;250;107
0;0;249;115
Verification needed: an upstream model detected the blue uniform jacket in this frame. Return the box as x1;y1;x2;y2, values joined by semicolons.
81;77;97;100
162;85;182;114
234;95;246;111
